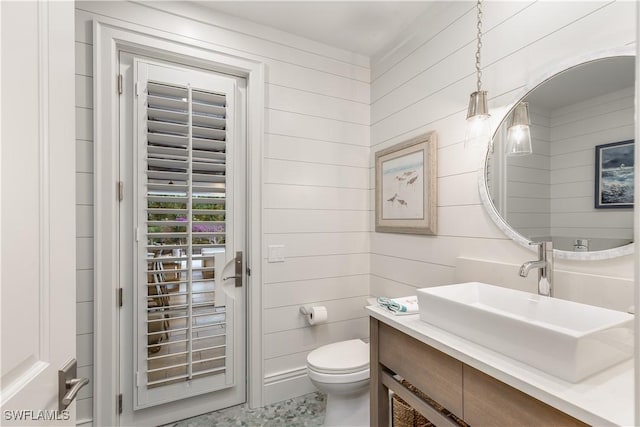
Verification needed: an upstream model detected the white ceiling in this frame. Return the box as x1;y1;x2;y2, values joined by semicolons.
194;1;434;57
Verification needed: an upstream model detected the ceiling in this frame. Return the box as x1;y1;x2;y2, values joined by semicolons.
194;1;434;57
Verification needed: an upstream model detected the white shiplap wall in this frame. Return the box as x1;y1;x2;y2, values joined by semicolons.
549;86;634;249
75;1;370;423
370;2;635;301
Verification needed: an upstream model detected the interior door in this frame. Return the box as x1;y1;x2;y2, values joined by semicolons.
118;53;247;426
0;1;79;425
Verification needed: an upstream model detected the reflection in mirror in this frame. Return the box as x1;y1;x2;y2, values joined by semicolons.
486;56;635;253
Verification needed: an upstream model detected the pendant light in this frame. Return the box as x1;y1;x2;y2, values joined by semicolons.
506;101;532;156
465;0;491;149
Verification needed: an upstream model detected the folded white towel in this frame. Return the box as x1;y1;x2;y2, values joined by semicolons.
376;296;419;315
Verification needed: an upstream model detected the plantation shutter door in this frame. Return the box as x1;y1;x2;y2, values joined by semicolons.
133;60;239;408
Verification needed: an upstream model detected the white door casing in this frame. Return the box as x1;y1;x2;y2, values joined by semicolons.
94;20;264;427
0;1;77;425
117;54;246;425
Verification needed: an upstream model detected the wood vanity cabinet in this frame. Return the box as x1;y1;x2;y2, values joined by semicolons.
370;318;588;427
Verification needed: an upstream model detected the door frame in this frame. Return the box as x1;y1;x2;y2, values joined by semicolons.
94;18;264;426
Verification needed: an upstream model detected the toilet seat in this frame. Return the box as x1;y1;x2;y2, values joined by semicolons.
307;339;369;374
307;365;369;384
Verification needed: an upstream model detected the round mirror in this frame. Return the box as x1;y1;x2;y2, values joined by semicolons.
480;54;635;260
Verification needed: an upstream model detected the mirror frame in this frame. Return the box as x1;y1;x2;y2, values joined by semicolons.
478;47;635;260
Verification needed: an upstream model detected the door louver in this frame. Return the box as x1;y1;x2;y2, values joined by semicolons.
143;80;230;390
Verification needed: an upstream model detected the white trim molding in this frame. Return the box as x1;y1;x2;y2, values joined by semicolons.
94;18;264;426
263;368;316;407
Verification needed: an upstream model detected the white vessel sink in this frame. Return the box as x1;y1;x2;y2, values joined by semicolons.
417;282;634;383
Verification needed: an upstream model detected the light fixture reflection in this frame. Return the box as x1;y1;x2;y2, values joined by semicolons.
506;102;532;156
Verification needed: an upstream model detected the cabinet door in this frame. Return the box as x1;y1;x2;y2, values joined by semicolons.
378;323;463;415
463;366;588;427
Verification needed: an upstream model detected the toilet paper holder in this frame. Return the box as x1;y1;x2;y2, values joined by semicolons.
299;305;328;325
299;306;311;315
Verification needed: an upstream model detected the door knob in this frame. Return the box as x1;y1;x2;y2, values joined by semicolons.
59;359;90;410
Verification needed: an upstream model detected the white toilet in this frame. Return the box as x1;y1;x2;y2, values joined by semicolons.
306;339;370;426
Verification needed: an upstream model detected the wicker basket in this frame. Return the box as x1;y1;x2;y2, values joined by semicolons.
392;393;433;427
391;379;470;427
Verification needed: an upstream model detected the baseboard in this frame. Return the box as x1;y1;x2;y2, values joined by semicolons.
263;367;317;406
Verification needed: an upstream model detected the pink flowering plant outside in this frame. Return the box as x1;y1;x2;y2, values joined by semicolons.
176;216;225;233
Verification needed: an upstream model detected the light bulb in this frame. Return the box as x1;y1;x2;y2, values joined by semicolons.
465;114;492;149
506;102;532;156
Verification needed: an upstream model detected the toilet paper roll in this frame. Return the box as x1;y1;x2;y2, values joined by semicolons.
307;306;328;325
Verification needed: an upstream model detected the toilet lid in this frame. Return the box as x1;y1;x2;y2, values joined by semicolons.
307;339;369;374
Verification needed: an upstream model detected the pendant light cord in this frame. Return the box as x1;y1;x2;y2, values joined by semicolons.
475;0;483;92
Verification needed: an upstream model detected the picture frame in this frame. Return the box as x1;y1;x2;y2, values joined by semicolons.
375;131;437;234
594;139;634;209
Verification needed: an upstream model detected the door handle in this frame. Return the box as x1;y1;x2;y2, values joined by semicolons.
62;377;90;406
59;359;90;410
222;251;243;287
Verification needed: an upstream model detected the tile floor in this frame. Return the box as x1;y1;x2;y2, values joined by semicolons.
163;392;326;427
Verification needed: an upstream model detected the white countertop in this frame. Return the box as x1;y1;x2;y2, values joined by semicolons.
366;305;634;427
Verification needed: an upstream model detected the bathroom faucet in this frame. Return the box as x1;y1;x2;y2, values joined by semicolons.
519;241;553;297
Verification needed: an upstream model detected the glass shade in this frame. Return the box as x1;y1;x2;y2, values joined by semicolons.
506;102;532;156
465;91;491;149
506;124;532;156
465;114;492;149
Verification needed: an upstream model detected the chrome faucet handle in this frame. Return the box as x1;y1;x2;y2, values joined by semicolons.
528;241;544;258
529;240;552;247
529;240;552;258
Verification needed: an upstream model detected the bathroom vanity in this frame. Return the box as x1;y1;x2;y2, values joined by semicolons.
367;305;634;427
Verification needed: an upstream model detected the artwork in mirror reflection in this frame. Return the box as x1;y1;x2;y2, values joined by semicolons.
595;140;634;209
486;56;635;252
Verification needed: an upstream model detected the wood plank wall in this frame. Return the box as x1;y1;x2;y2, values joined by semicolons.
74;1;371;423
369;1;636;300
